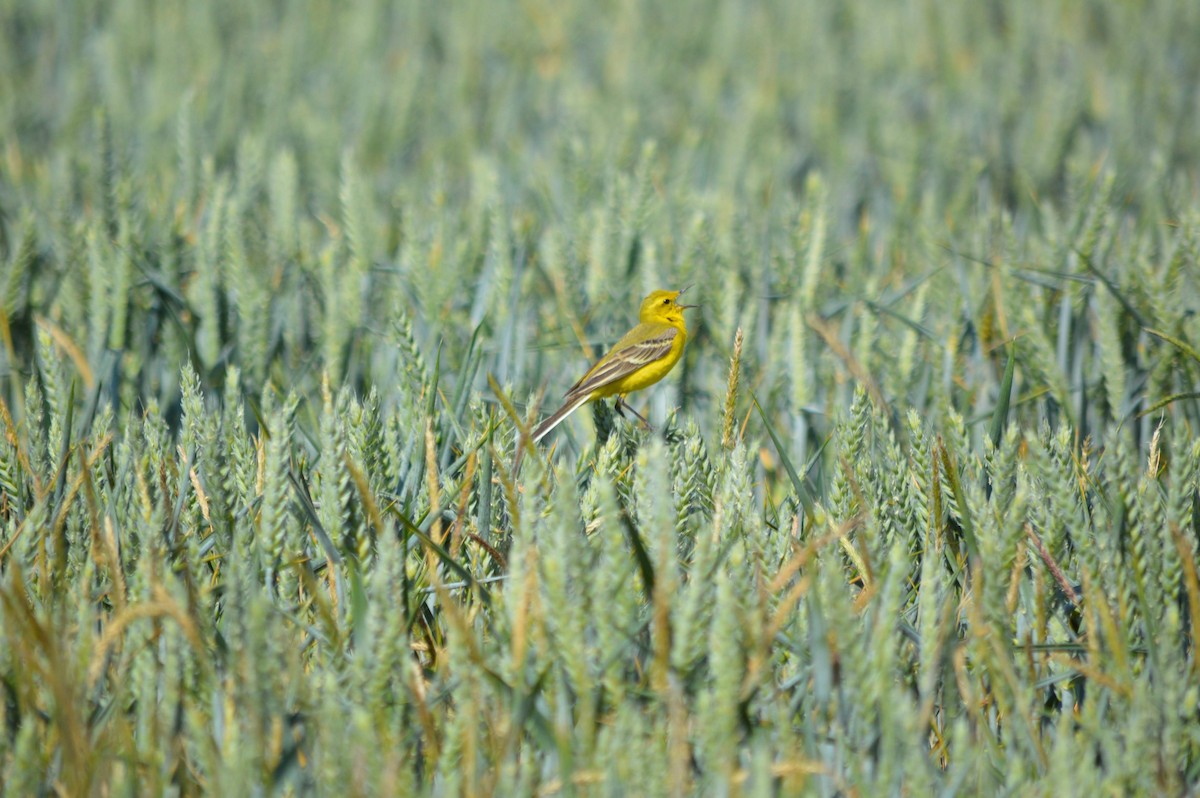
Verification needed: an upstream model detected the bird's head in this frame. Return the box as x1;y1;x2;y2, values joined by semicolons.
639;286;698;326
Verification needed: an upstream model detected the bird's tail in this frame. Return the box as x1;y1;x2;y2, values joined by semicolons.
531;393;591;444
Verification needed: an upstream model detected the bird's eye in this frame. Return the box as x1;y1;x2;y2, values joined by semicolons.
662;298;670;305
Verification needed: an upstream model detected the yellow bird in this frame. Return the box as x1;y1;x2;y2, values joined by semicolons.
531;288;697;444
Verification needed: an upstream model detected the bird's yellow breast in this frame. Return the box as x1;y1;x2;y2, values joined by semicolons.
589;329;687;399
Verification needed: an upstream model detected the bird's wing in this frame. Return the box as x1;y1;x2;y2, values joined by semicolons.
565;326;678;399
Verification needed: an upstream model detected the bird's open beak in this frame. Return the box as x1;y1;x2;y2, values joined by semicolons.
677;284;698;308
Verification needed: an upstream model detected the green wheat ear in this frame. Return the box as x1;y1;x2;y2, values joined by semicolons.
721;326;743;451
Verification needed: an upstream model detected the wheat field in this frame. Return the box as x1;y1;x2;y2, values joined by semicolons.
1;0;1199;794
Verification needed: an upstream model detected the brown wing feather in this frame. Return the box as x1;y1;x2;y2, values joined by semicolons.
565;328;678;399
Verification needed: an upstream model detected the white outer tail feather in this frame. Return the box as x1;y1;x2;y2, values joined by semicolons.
531;393;592;444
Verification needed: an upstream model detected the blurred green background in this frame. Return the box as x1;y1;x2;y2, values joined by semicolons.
2;0;1199;794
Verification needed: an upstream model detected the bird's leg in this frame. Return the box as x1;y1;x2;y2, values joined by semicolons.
615;397;653;431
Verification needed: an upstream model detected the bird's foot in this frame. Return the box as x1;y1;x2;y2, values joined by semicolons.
615;397;654;432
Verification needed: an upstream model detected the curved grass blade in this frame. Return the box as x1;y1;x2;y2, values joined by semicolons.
389;502;492;607
751;390;818;509
989;342;1016;449
1146;327;1200;365
937;439;979;562
1136;392;1200;419
287;462;343;567
620;509;655;598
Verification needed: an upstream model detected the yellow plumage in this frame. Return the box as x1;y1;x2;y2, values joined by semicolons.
531;288;696;443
